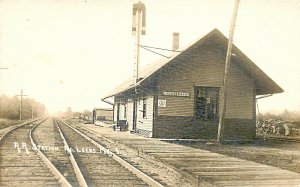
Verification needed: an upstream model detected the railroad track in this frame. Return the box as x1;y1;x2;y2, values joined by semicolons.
0;119;39;139
0;119;70;186
59;120;171;186
1;118;165;186
256;134;300;143
32;118;80;186
55;119;165;187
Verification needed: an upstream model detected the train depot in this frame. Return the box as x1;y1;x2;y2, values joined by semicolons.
102;28;283;140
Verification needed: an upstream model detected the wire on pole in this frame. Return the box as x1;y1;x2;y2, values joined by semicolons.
140;45;171;58
140;45;182;52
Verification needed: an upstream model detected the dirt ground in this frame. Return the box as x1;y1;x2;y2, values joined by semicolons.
166;138;300;173
0;119;20;130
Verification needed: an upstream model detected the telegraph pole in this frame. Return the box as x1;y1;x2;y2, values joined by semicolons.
217;0;240;142
17;89;28;120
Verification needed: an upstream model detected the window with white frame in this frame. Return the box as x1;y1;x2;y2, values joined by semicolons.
142;98;147;119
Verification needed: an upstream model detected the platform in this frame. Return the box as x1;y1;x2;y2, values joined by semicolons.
81;124;300;187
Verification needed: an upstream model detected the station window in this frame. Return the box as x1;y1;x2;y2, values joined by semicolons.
142;98;147;118
117;103;120;121
194;87;219;120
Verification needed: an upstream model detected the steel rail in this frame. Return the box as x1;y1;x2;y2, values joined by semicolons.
59;120;165;187
0;119;40;142
55;120;88;187
30;119;72;187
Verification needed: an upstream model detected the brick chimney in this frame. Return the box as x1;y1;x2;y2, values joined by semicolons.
172;32;179;51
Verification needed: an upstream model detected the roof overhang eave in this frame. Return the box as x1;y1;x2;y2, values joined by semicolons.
101;83;141;101
256;88;284;96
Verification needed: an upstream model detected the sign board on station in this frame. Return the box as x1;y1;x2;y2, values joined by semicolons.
158;99;166;107
161;91;190;97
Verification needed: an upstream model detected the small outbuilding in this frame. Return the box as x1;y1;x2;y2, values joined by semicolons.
92;108;113;123
102;29;283;140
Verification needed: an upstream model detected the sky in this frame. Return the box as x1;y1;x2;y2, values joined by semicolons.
0;0;300;114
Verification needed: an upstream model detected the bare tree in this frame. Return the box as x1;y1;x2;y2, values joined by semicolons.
0;95;47;120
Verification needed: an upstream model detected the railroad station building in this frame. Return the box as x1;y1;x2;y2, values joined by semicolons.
102;29;283;140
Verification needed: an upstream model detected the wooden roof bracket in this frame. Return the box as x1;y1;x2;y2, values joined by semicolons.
256;94;273;100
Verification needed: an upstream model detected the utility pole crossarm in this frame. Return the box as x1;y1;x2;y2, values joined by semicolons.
16;89;28;120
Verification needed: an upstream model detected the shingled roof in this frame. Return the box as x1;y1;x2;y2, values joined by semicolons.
102;28;283;100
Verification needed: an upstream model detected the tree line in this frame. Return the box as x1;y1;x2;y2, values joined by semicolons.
258;109;300;123
0;95;46;120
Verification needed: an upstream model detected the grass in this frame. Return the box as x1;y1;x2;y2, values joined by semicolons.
0;118;20;130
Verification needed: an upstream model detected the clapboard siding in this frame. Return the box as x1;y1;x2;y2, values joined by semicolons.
157;95;193;116
223;118;256;139
154;115;218;139
127;101;134;130
136;96;153;132
105;29;283;140
157;43;254;119
226;63;254;119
